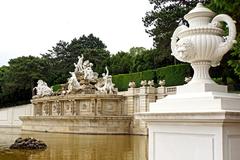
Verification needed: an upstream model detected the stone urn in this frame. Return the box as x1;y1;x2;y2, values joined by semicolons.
159;80;166;87
171;3;236;89
128;81;136;88
148;80;154;87
140;80;147;87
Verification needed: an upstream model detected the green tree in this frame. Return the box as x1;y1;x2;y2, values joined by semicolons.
67;34;110;74
143;0;203;64
209;0;240;79
0;56;49;107
0;66;9;94
109;51;134;74
42;40;70;84
43;34;110;84
3;56;48;92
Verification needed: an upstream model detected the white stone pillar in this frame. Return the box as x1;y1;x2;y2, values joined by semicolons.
139;86;147;113
134;86;157;135
157;86;166;99
126;87;135;115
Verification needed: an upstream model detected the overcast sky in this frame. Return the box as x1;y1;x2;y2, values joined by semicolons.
0;0;153;66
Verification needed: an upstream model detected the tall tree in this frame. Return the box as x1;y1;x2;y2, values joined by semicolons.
0;66;9;94
42;34;110;84
143;0;203;64
209;0;240;79
3;56;48;92
0;56;48;107
109;51;134;74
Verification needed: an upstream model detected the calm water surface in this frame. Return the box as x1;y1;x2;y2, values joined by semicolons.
0;128;147;160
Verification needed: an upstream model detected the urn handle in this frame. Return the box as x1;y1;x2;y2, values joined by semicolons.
211;14;237;55
171;25;188;57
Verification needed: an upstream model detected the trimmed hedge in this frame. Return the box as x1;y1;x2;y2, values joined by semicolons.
112;64;192;91
156;64;192;86
113;72;143;91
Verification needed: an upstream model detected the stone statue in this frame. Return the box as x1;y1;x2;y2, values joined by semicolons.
67;72;81;93
95;66;117;94
82;60;98;81
33;80;53;98
74;54;84;73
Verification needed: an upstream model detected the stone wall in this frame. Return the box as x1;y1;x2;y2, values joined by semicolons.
0;104;33;127
20;116;132;134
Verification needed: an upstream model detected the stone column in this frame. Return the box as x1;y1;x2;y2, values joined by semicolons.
96;99;101;115
139;86;147;113
91;98;96;115
157;86;166;99
126;87;135;116
133;86;156;135
139;86;156;114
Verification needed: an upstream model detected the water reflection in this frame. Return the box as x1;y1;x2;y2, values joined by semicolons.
0;128;147;160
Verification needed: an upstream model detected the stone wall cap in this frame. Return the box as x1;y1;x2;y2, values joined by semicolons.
20;115;132;120
135;111;240;123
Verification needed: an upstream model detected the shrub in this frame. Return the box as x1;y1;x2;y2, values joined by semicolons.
52;84;61;92
113;64;192;91
156;64;192;86
112;72;142;91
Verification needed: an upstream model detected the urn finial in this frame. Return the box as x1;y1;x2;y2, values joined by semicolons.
184;2;215;27
171;3;236;93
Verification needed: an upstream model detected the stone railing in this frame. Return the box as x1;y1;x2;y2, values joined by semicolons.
118;85;177;134
166;86;177;95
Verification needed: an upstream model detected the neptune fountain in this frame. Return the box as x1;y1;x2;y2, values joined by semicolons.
21;56;131;134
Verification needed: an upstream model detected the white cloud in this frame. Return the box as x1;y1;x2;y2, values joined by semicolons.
0;0;153;66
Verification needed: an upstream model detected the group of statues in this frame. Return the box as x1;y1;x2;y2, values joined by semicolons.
68;54;116;94
33;54;117;98
74;55;98;81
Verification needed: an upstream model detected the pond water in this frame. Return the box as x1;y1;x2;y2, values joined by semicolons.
0;128;148;160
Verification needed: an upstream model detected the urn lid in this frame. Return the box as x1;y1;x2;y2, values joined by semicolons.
184;3;215;21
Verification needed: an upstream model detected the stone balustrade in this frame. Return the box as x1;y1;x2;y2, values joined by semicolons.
119;85;177;135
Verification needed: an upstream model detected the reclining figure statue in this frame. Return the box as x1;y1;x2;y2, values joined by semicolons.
33;80;53;98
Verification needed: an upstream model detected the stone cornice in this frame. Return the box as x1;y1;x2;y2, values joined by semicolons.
135;111;240;123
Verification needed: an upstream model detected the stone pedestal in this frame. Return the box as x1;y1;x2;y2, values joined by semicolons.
136;111;240;160
136;80;240;160
136;83;240;159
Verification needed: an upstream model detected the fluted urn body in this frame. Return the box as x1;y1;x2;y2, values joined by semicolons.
171;3;236;87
